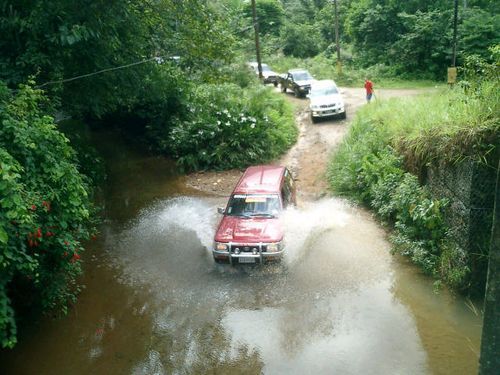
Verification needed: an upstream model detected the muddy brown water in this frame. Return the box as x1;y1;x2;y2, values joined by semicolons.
0;128;482;374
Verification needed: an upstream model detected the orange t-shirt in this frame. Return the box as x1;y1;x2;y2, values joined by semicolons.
364;80;373;94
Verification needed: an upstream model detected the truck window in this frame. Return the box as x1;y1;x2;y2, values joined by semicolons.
281;183;292;208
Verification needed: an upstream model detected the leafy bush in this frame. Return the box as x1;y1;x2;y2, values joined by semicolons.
166;83;297;171
0;82;96;348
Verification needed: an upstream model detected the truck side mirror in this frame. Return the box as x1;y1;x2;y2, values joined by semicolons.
217;207;225;214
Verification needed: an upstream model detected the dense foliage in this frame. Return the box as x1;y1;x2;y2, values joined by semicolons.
0;0;234;119
225;0;499;80
328;50;499;292
165;82;297;171
0;82;95;348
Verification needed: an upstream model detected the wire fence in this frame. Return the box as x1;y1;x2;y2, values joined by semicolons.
427;159;497;287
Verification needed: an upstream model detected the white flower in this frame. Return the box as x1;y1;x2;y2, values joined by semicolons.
226;121;231;126
217;120;221;125
250;123;255;129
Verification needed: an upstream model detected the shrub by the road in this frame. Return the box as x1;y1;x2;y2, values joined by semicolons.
328;50;499;292
0;82;96;348
167;83;297;171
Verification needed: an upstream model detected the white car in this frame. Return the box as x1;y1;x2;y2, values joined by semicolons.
309;80;346;122
247;62;279;86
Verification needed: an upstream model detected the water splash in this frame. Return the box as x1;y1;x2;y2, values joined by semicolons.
105;196;355;279
282;198;352;265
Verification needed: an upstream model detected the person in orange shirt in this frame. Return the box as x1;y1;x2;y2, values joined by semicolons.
364;78;374;103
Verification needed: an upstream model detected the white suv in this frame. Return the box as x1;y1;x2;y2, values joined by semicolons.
309;80;346;123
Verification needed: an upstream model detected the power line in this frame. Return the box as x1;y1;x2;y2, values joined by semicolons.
35;56;163;89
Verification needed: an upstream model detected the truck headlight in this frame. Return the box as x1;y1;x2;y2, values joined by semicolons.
267;241;284;252
214;242;228;251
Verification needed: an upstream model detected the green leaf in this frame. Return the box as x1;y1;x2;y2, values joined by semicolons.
0;227;8;244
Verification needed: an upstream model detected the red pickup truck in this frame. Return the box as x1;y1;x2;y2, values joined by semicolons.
213;165;296;264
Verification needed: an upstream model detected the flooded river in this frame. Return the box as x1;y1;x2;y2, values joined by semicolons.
0;129;482;374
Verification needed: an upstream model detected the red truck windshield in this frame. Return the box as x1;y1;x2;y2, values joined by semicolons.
226;194;281;217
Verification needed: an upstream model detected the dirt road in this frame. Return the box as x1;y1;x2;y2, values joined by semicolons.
185;87;428;199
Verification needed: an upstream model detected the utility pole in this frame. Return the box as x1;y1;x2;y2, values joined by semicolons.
479;160;500;374
452;0;458;67
251;0;263;79
333;0;342;75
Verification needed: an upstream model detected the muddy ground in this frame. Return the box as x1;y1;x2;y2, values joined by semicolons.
185;87;429;200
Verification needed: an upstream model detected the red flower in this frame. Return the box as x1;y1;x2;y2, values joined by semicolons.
91;235;97;241
36;228;42;238
70;253;81;263
28;239;34;247
64;240;69;246
63;251;68;258
31;205;37;211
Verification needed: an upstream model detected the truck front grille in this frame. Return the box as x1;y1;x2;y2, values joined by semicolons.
230;244;267;253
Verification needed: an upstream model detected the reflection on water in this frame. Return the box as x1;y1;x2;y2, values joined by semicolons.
0;130;482;375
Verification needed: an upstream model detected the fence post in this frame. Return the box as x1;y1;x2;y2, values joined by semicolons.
479;160;500;374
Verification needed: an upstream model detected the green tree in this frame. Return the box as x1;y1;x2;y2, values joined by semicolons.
0;82;95;348
392;10;453;78
281;22;322;58
243;0;285;36
459;8;500;61
345;2;403;65
0;0;235;119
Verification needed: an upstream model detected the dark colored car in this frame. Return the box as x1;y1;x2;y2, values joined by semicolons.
247;62;280;86
279;69;315;97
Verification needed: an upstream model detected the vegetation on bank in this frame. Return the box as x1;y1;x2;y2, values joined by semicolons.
0;83;97;348
328;50;499;293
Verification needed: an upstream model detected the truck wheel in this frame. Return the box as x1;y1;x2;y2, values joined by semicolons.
294;88;299;97
340;112;347;120
311;115;317;124
281;85;286;93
